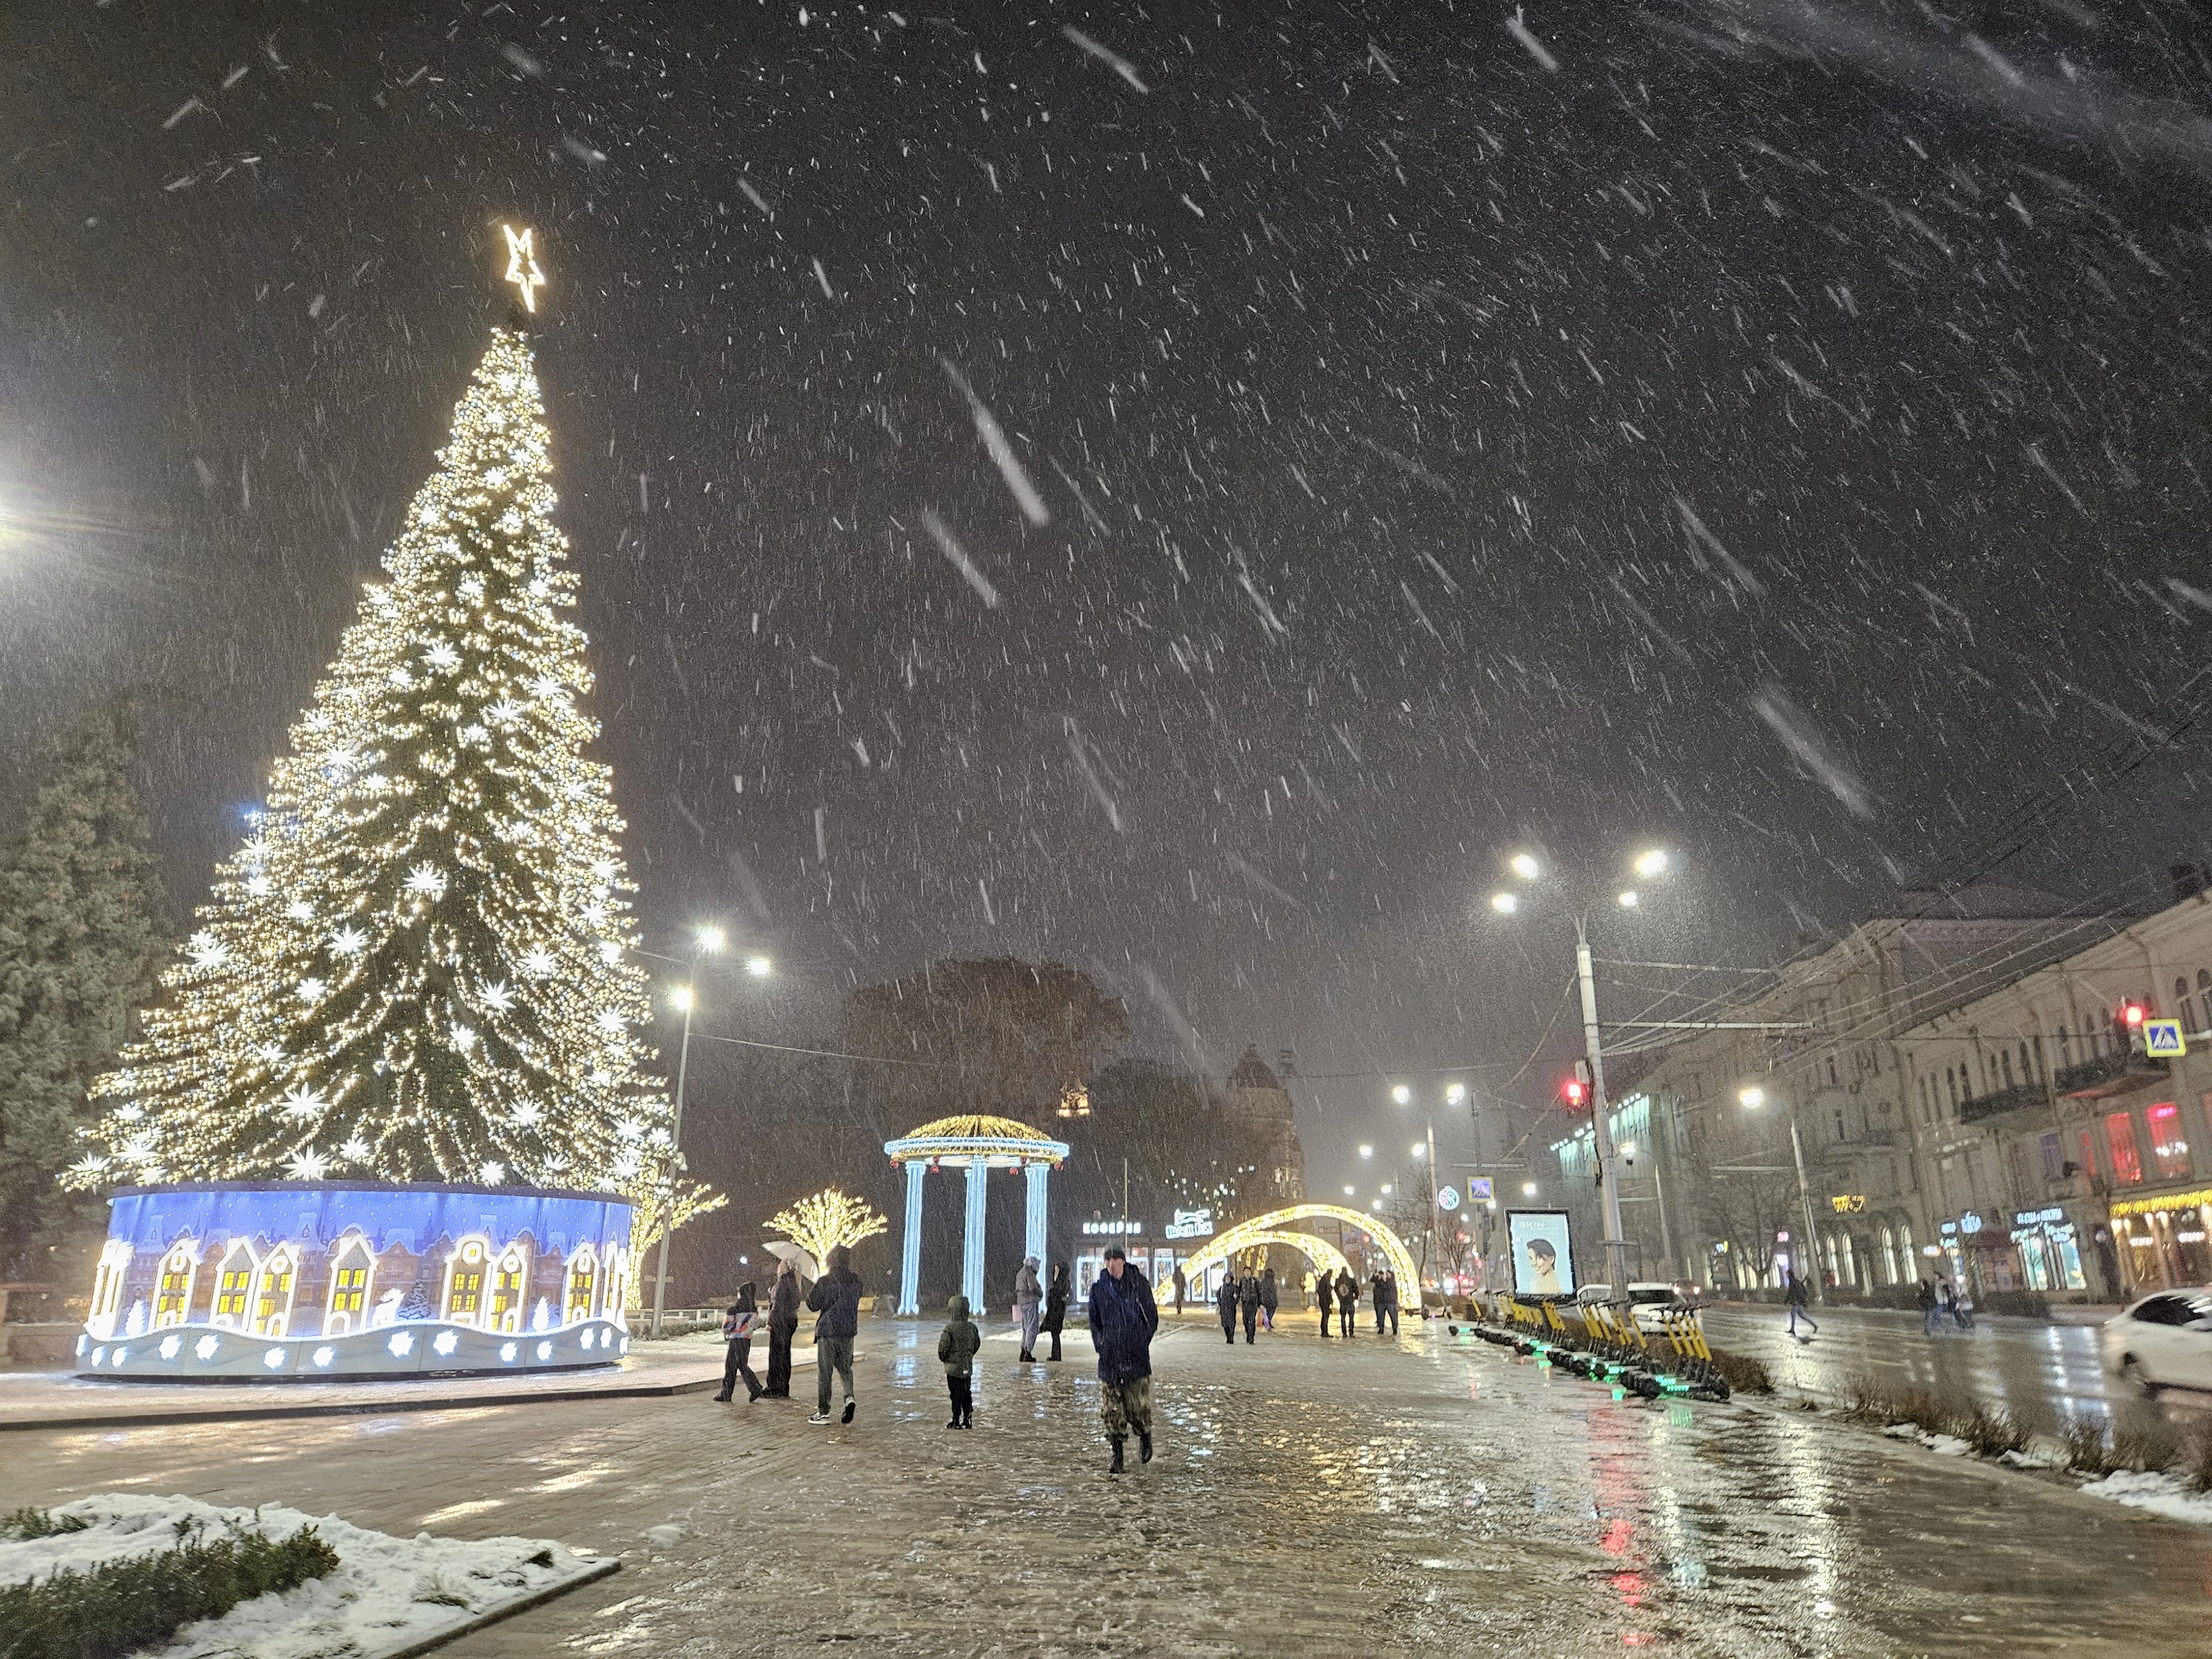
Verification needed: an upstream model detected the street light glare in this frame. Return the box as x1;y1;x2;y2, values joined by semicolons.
1359;1144;1373;1159
1391;1084;1411;1105
696;925;727;953
668;984;694;1012
1616;889;1640;908
1634;848;1668;879
1509;852;1541;880
1522;1181;1537;1196
1343;1185;1355;1197
1446;1082;1466;1104
1490;891;1519;915
1739;1086;1765;1109
1410;1142;1426;1159
1381;1183;1392;1196
744;954;773;977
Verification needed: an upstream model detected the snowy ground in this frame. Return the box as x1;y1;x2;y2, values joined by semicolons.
9;1311;2212;1656
0;1491;612;1658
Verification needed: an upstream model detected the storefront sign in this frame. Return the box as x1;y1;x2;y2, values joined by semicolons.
1829;1194;1866;1213
2013;1207;2066;1227
1163;1209;1213;1240
1081;1220;1145;1237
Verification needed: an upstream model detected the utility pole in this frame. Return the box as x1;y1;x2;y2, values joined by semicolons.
1575;919;1630;1303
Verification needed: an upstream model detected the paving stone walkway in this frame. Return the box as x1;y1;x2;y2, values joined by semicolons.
8;1315;2210;1656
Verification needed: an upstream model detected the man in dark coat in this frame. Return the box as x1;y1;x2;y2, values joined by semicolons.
1215;1266;1240;1344
1334;1268;1359;1338
764;1259;801;1397
1258;1266;1278;1332
1086;1244;1159;1474
1042;1263;1071;1361
805;1244;864;1423
1317;1270;1333;1337
1238;1269;1261;1344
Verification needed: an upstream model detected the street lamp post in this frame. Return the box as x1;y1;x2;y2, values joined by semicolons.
1741;1086;1823;1305
651;925;726;1337
1493;848;1670;1303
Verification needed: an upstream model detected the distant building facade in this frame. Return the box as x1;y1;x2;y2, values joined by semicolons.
1226;1046;1306;1205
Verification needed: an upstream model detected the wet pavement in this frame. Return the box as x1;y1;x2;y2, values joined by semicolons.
1697;1303;2209;1438
8;1316;2211;1656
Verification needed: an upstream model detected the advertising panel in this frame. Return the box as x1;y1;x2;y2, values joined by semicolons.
1506;1209;1576;1298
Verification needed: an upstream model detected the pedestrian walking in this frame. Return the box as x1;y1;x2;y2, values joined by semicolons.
1239;1269;1261;1344
1258;1266;1278;1332
714;1280;763;1403
1042;1262;1070;1361
805;1243;864;1425
1172;1264;1187;1314
1934;1277;1955;1332
1379;1269;1400;1337
1369;1270;1389;1335
1334;1267;1359;1338
1216;1266;1240;1344
1916;1277;1939;1337
1014;1254;1044;1363
937;1293;981;1428
1952;1284;1976;1331
1785;1271;1818;1342
764;1258;800;1398
1086;1244;1159;1474
1317;1270;1334;1338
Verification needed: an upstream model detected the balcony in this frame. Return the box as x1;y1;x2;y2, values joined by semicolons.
1959;1082;2048;1125
2056;1052;2171;1101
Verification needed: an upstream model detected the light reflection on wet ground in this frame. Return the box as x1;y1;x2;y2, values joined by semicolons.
3;1319;2210;1654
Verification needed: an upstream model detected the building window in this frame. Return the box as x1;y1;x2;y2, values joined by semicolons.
2199;970;2212;1030
444;1237;491;1324
490;1243;531;1334
1834;1109;1847;1141
252;1247;298;1337
2148;1102;2190;1180
2178;978;2197;1035
2105;1112;2145;1186
2000;1050;2015;1089
2020;1042;2034;1084
325;1234;375;1336
212;1241;258;1328
2040;1132;2064;1183
565;1244;599;1323
154;1243;199;1329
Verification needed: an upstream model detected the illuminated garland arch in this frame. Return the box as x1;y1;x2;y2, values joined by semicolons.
1200;1229;1353;1286
1177;1203;1421;1295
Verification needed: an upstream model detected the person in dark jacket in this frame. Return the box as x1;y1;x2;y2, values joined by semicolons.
1334;1268;1359;1338
1916;1277;1939;1337
1785;1270;1818;1342
1215;1266;1240;1344
1086;1244;1159;1473
1238;1269;1261;1344
1258;1266;1278;1332
1369;1270;1388;1334
805;1244;864;1423
764;1259;801;1397
1171;1264;1187;1313
937;1293;981;1428
1041;1264;1071;1361
1317;1270;1333;1337
714;1280;762;1402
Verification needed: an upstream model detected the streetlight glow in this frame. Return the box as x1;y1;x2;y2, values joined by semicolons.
1490;891;1519;914
695;925;727;953
1617;889;1640;908
668;984;694;1012
1446;1082;1466;1104
1359;1144;1373;1159
744;954;773;977
1411;1142;1426;1159
1344;1185;1355;1197
1509;853;1541;880
1739;1086;1765;1109
1633;849;1668;879
1522;1181;1537;1196
1391;1084;1412;1105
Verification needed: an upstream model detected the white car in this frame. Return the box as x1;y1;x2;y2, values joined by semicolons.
2101;1290;2212;1397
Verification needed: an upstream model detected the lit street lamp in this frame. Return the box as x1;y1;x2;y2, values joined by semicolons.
1490;848;1672;1303
1742;1085;1824;1304
651;924;726;1337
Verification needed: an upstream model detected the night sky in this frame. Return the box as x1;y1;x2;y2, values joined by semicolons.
6;0;2211;1187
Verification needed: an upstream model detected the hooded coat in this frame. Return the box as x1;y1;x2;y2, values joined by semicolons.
937;1295;982;1376
1042;1265;1070;1334
1088;1261;1159;1383
806;1244;865;1340
1014;1257;1044;1307
1258;1268;1278;1312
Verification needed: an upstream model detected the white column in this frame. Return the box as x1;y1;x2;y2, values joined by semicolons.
898;1160;926;1316
963;1159;989;1312
1024;1163;1050;1268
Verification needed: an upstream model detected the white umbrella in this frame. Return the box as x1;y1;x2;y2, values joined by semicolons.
765;1240;820;1281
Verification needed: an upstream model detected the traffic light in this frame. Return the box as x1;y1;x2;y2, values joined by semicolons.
1561;1074;1587;1108
2123;1002;2146;1028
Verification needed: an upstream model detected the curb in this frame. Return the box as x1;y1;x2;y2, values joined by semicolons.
368;1556;621;1659
0;1375;721;1434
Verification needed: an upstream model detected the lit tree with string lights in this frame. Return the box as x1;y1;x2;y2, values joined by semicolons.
70;230;703;1229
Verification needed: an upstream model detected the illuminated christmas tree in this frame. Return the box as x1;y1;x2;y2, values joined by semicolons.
74;310;676;1204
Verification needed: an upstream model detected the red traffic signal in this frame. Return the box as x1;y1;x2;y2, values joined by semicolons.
1561;1076;1588;1108
2122;1003;2146;1028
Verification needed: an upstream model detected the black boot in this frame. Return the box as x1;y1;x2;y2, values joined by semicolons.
1139;1431;1153;1464
1109;1437;1126;1475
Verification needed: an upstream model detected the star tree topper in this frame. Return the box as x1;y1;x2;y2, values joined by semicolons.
502;223;546;312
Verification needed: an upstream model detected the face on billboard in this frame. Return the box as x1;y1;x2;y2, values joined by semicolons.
1507;1210;1575;1297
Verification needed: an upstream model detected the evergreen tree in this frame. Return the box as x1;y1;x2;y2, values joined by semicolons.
0;700;167;1278
76;330;674;1203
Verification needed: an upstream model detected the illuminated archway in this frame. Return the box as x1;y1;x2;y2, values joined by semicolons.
1178;1204;1420;1297
1204;1229;1353;1286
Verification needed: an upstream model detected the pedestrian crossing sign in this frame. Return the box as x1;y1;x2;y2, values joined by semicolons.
2145;1019;2186;1058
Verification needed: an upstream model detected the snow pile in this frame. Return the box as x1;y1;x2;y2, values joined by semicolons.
1879;1421;1971;1456
2079;1470;2212;1527
2;1491;608;1659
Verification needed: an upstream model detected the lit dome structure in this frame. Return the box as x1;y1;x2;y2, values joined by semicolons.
884;1115;1069;1314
